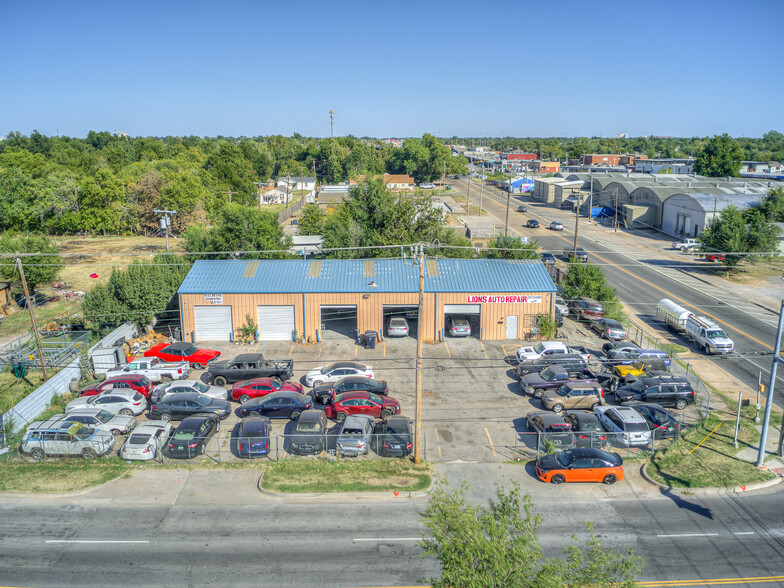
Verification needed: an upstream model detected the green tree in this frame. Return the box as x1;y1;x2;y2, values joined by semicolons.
297;204;326;236
700;205;781;266
421;482;643;588
760;187;784;222
0;234;64;292
486;236;539;259
561;262;622;319
694;134;743;177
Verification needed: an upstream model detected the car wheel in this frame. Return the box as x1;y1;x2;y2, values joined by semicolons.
192;363;204;370
290;410;301;420
160;413;172;422
119;409;132;416
381;409;393;419
213;376;227;387
111;429;121;436
551;404;564;413
249;410;261;416
590;402;600;411
82;448;97;459
603;474;617;485
239;394;251;404
534;388;545;399
312;380;323;387
336;411;348;422
525;418;532;431
551;474;565;484
29;448;45;461
675;399;687;410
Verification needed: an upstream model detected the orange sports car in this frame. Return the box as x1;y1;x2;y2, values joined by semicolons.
535;447;624;485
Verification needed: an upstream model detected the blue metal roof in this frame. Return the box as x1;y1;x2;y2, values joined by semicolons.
178;258;556;295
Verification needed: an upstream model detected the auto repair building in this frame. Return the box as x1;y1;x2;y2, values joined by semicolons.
177;258;556;343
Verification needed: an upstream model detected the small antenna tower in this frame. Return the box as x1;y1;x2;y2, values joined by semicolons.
329;109;335;138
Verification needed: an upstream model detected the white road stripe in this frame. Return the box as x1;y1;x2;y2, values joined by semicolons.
45;540;150;544
734;532;755;535
353;537;421;542
656;533;719;538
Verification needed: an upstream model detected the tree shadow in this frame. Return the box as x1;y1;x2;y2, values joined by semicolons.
648;461;714;519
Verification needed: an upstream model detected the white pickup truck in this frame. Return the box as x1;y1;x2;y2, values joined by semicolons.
516;341;591;363
672;238;698;252
104;357;191;383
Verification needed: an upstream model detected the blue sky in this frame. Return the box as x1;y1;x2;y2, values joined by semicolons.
1;0;782;138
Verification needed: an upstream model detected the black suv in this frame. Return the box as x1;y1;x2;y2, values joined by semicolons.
563;247;588;262
614;375;695;409
311;377;388;404
290;409;328;455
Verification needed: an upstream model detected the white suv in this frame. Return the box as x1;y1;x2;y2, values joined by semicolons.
20;422;115;460
594;406;651;447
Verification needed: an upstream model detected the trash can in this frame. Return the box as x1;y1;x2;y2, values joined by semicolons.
12;362;27;378
365;330;377;350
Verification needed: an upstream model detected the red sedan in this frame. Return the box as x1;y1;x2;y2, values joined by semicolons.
144;342;220;369
231;377;303;403
80;374;153;398
323;391;401;421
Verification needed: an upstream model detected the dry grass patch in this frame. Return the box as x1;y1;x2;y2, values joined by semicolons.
0;460;134;493
262;458;432;493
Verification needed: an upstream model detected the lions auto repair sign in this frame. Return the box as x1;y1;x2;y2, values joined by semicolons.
467;295;543;303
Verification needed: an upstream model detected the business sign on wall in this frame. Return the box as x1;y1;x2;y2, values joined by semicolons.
467;295;543;304
204;294;224;304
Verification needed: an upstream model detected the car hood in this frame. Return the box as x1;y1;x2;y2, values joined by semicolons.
615;387;642;398
521;373;546;387
102;414;135;428
306;368;326;379
186;349;220;362
537;454;561;470
65;398;94;412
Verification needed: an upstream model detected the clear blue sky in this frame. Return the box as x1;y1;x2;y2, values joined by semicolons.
2;0;782;139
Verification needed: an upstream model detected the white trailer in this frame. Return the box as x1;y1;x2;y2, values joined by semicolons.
656;299;692;333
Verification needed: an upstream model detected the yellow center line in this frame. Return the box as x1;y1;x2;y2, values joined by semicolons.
288;342;294;357
443;340;451;359
484;427;497;456
437;444;442;457
383;341;386;357
318;345;322;358
638;576;784;586
480;340;488;359
354;343;358;358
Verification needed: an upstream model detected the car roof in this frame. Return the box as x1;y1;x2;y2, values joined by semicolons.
105;374;147;382
529;411;568;424
389;317;407;323
66;408;115;417
384;415;411;426
563;382;599;391
240;417;270;431
608;406;647;423
640;375;688;384
342;414;374;427
565;411;601;424
336;376;379;385
164;342;194;351
134;423;168;434
335;391;371;400
564;447;621;462
298;409;325;422
162;392;200;402
232;353;263;363
179;415;216;428
327;361;368;370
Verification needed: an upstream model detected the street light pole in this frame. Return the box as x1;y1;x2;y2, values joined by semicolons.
757;299;784;466
414;245;424;464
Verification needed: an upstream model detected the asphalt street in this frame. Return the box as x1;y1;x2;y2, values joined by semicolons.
1;484;783;587
453;178;784;406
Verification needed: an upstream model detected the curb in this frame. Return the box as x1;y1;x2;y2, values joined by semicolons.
640;462;783;496
256;469;435;499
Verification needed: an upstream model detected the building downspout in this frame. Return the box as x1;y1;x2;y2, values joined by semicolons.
302;292;306;342
179;294;184;342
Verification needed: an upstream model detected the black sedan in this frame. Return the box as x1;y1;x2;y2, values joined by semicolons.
563;411;607;448
378;415;413;457
526;219;540;228
517;205;528;213
525;411;575;449
310;377;388;405
238;391;313;419
626;403;681;440
148;392;231;422
167;415;219;459
541;252;556;265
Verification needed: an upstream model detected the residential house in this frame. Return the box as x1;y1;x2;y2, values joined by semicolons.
277;176;317;192
382;174;415;191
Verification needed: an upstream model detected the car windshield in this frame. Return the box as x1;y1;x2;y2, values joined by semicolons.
707;330;727;339
271;378;283;389
128;433;151;444
533;343;546;354
540;368;555;382
179;345;198;356
173;431;195;441
556;385;571;397
296;422;321;432
195;395;212;407
368;393;382;404
193;382;209;393
581;422;603;432
386;422;408;436
320;366;331;375
556;450;574;467
341;428;362;437
629;381;646;392
95;410;114;423
241;430;266;438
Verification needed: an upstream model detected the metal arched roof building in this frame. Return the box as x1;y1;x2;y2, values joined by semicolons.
661;193;764;237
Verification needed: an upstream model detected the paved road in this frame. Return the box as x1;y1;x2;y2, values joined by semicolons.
2;483;783;587
452;178;784;405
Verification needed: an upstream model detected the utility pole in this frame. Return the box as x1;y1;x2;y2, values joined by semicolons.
442;160;445;196
285;177;290;206
253;181;264;209
478;174;485;217
154;209;177;251
221;188;237;205
572;200;580;261
16;258;48;381
614;188;619;232
588;174;593;223
503;188;511;236
414;245;424;464
757;299;784;466
465;169;471;213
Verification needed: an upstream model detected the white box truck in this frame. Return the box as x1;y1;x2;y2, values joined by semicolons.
685;315;734;354
656;299;692;333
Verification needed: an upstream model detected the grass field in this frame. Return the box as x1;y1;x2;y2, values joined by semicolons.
0;370;48;413
0;459;134;493
262;458;432;493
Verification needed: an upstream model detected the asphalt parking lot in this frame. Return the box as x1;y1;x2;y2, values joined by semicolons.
121;314;676;464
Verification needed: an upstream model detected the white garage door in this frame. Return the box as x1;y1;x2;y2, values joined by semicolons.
194;306;233;341
257;305;295;341
444;304;481;314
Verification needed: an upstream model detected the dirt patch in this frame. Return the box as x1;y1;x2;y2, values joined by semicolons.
423;389;440;398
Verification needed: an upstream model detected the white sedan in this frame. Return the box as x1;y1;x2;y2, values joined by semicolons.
304;362;374;387
150;380;228;402
65;389;147;416
120;421;173;461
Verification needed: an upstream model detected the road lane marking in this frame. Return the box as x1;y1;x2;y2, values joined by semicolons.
353;537;421;542
318;345;322;358
480;341;488;359
437;444;442;457
638;576;784;586
656;533;718;538
289;342;294;357
733;531;755;535
484;427;497;456
45;540;150;544
443;341;451;359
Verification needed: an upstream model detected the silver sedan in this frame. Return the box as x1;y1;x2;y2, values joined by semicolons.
120;421;173;461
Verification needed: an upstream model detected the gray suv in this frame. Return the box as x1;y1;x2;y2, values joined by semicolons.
20;422;115;460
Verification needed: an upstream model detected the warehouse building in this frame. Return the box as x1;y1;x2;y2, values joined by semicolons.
177;258;556;343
